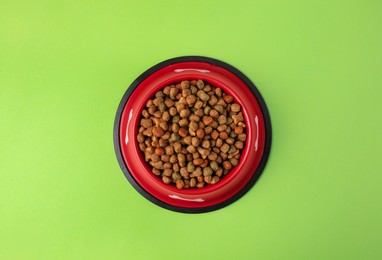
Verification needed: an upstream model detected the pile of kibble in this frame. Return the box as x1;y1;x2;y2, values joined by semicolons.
137;80;247;189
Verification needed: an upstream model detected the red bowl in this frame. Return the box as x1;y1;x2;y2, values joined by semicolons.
114;56;271;213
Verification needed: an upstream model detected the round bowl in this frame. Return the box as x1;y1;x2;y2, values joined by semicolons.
114;56;272;213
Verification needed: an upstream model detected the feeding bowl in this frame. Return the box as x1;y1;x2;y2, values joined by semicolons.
114;56;271;213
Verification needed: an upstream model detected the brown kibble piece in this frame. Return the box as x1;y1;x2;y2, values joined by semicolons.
180;167;188;175
196;80;204;89
214;105;224;114
152;168;161;176
235;141;244;149
189;121;198;132
218;115;227;125
170;154;178;164
164;98;174;107
189;114;200;122
155;147;165;155
208;152;218;161
203;167;213;176
165;146;174;155
200;159;208;168
163;86;171;95
137;133;145;143
173;142;182;153
231;103;241;112
217;99;227;108
186;95;196;105
192;152;200;159
162;111;170;121
182;88;191;97
169;87;178;97
232;112;244;124
226;138;234;145
153;97;164;106
234;126;243;135
223;161;232;170
201;140;210;149
211;121;219;129
204;175;212;183
193;158;204;166
194;100;203;109
178;118;188;127
169;107;177;116
211;130;219;140
238;133;247;141
148;105;156;114
190;178;196;188
180;109;190;118
215;88;222;97
178;153;186;167
187;161;195;173
151;154;160;163
159;122;168;131
142;110;150;118
230;158;239;166
210;161;219;171
172;172;181;182
228;145;237;154
192;167;203;177
208;96;218;106
210;176;220;184
163;168;173;177
198;147;210;159
196;128;205;139
202;116;213;126
215;168;223;177
139;143;146;151
162;176;172;184
163;162;172;169
191;137;200;147
181;81;190;89
223;95;234;103
141;118;152;128
176;179;185;189
204;106;211;115
196;182;205;188
209;109;219;118
217;125;227;132
216;138;223;147
153;127;164;137
219;131;228;140
178;128;188;138
204;126;213;134
186;145;196;154
172;123;180;133
220;143;230;153
170;132;180;142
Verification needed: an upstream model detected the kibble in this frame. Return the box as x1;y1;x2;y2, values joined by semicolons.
137;80;247;189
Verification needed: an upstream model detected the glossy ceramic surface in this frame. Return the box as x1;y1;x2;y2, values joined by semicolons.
114;57;271;212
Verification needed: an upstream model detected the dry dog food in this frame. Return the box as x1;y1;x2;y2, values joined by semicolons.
137;80;247;189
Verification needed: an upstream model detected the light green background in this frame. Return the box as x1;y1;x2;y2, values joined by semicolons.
1;0;381;259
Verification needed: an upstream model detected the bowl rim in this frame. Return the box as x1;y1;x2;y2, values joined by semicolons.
113;56;272;213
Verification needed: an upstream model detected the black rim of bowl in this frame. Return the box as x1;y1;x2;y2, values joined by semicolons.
113;56;272;213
